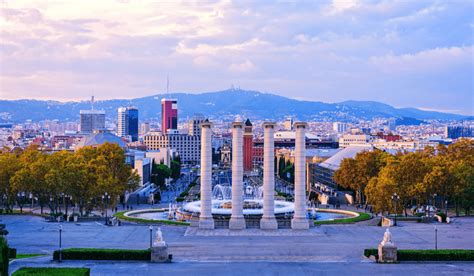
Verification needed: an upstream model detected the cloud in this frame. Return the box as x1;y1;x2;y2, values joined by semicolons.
0;0;473;114
229;59;257;73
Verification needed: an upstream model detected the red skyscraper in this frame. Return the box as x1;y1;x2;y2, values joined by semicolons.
243;119;253;172
161;99;178;133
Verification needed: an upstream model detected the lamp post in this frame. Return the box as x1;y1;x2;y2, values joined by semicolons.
445;200;448;217
102;192;111;225
149;226;153;249
391;193;400;226
435;226;438;250
58;225;63;262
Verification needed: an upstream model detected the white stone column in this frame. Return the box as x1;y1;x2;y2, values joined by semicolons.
199;121;214;229
291;122;309;229
229;122;246;230
260;122;278;230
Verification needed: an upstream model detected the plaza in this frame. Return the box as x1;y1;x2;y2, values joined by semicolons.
3;215;474;275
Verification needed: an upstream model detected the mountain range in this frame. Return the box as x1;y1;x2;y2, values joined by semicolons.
0;89;467;123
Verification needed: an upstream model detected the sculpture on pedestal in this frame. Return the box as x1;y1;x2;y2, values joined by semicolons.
378;228;397;263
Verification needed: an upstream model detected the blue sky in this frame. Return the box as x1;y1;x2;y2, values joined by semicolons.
1;0;473;115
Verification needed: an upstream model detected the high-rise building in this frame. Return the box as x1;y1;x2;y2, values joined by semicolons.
117;107;139;142
161;99;178;133
333;122;347;134
80;110;105;134
189;114;205;136
445;125;474;139
243;119;253;172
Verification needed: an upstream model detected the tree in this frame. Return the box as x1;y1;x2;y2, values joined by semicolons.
170;155;181;180
334;150;388;204
152;163;171;188
0;151;21;212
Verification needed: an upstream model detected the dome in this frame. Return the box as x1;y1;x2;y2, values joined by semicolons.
76;132;126;149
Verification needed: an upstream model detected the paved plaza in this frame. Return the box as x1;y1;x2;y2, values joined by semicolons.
2;215;474;275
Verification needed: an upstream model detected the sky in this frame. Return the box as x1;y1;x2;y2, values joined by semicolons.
0;0;473;115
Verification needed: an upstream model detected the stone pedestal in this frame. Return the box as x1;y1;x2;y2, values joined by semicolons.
378;243;397;263
291;122;309;230
260;122;278;230
377;228;397;263
151;243;169;263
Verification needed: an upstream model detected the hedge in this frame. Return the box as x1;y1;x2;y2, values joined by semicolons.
53;248;151;261
13;267;90;276
315;212;371;225
0;237;9;276
8;247;17;259
364;249;474;261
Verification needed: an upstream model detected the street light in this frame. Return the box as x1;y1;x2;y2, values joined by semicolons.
391;193;400;226
435;226;438;250
149;226;153;249
102;192;111;225
445;200;448;217
58;225;63;263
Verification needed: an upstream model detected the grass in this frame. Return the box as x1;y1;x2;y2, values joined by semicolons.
314;212;372;225
13;267;90;276
15;254;46;259
113;211;190;226
364;249;474;262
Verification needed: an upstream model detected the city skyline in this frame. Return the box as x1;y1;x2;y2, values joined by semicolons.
1;1;473;115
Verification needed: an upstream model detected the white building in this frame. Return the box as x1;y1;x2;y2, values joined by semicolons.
338;134;372;148
143;132;201;164
333;122;347;134
188;114;205;136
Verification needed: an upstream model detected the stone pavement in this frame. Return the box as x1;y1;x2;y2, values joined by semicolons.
2;215;474;275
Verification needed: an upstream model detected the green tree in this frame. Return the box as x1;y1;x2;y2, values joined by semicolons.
170;155;181;180
0;151;21;212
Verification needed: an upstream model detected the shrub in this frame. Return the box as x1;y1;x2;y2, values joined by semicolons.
398;249;474;261
364;248;378;258
13;267;90;276
436;212;447;223
53;248;151;261
8;247;16;259
363;249;474;261
0;237;10;276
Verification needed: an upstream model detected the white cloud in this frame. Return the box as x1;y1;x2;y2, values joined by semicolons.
0;0;473;114
229;59;257;73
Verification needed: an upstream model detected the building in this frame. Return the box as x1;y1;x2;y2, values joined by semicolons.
80;110;105;134
445;126;473;139
161;99;178;133
333;122;347;134
338;134;372;148
75;132;126;150
143;132;200;164
140;122;150;135
254;131;337;148
188;114;205;136
243;119;253;172
283;117;294;131
313;145;373;189
117;107;139;142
